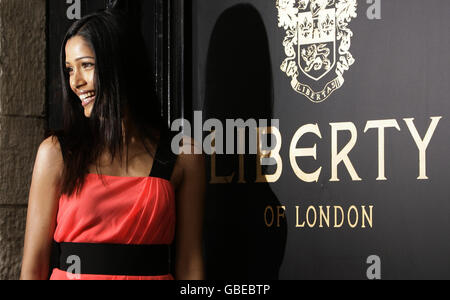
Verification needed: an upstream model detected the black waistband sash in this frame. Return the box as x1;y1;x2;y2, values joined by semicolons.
53;242;171;276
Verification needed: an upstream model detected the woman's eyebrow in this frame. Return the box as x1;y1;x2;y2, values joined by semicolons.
65;56;95;65
76;56;95;61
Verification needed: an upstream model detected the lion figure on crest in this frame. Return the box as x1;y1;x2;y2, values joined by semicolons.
301;44;331;72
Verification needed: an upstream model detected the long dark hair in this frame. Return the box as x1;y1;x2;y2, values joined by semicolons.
48;9;168;197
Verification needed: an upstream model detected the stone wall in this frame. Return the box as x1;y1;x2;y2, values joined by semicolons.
0;0;47;280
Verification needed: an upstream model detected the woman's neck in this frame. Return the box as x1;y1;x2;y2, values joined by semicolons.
122;113;139;144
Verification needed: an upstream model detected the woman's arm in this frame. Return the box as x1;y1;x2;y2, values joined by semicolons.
174;137;206;280
20;136;63;280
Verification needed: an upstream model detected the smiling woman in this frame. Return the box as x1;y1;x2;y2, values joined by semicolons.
20;8;206;280
65;36;96;117
54;7;170;203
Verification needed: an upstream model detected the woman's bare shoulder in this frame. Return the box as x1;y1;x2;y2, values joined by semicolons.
177;135;205;172
34;136;64;180
179;135;202;153
39;136;63;158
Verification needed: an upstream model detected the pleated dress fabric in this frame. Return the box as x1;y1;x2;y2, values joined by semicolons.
50;131;177;280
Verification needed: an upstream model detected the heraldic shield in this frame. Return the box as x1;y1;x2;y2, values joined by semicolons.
277;0;357;103
298;0;336;81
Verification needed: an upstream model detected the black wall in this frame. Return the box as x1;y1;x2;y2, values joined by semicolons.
192;0;450;280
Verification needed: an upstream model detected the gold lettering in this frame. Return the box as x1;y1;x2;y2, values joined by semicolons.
315;93;321;101
289;124;323;183
307;206;317;228
364;120;401;180
330;122;362;182
292;205;374;229
361;206;374;228
404;117;442;180
256;126;283;183
264;206;274;227
319;206;330;228
277;206;286;228
334;206;344;228
347;206;359;228
296;206;305;228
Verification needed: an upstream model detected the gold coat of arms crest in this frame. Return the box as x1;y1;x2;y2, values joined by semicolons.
276;0;358;103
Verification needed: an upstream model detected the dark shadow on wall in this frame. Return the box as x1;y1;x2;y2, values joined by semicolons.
203;4;287;280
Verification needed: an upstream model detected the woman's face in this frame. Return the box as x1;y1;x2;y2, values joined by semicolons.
65;35;96;118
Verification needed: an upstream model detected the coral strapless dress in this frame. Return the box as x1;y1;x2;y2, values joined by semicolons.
50;131;177;280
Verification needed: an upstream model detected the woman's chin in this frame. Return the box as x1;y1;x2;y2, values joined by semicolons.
84;111;92;118
84;103;94;118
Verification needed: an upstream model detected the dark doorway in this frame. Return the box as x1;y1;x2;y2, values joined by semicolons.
46;0;178;130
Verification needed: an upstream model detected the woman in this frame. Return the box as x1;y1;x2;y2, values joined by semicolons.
20;9;205;280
